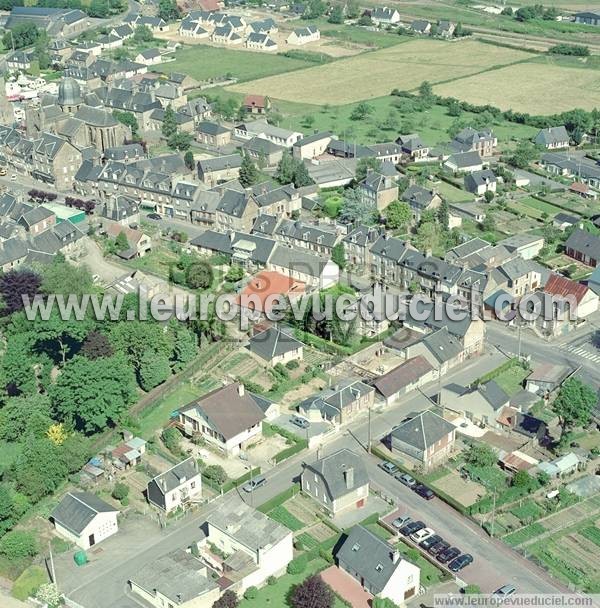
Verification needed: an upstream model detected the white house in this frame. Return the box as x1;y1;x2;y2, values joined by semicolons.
464;169;497;196
268;244;340;289
246;32;278;51
371;7;401;25
287;26;320;45
336;525;421;604
130;550;220;608
51;492;119;550
202;498;293;591
146;457;202;513
234;119;303;148
178;383;265;456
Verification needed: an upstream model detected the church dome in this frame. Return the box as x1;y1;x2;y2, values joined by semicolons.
58;78;83;107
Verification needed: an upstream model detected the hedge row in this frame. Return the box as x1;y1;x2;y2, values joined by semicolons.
257;483;300;514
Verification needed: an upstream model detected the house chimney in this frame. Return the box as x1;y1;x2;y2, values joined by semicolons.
391;550;400;564
238;383;245;397
344;467;354;489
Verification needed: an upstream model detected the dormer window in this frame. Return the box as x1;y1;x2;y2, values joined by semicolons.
352;543;360;552
375;564;384;572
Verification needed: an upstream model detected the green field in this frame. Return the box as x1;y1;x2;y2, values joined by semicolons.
510;196;565;220
504;522;546;546
429;179;475;203
492;364;531;396
157;46;314;84
267;505;305;531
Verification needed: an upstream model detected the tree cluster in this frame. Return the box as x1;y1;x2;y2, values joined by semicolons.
275;153;314;188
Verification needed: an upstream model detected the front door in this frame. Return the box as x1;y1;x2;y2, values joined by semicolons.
88;534;95;547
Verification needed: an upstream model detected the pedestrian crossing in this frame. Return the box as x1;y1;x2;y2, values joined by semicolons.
558;341;600;363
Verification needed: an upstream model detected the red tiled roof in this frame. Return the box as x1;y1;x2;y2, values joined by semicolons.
238;270;305;314
569;182;589;194
243;94;268;109
544;273;589;304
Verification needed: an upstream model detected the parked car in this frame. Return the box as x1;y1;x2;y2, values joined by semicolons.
411;527;435;544
379;461;399;475
147;213;161;220
428;540;450;556
391;514;412;530
449;554;473;572
395;473;417;488
242;476;267;493
400;521;425;536
420;534;443;551
414;484;435;500
493;585;517;600
290;415;310;429
437;546;461;564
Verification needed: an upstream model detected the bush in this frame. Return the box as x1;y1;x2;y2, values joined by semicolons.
243;586;258;600
267;575;277;585
0;530;38;560
286;360;300;370
203;464;228;486
112;482;129;502
161;427;182;455
319;546;334;564
286;554;309;575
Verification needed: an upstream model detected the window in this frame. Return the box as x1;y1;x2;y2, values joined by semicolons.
375;564;383;572
351;543;360;552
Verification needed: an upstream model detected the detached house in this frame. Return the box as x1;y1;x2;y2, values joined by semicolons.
246;32;278;51
301;448;369;515
411;19;431;34
336;525;420;605
299;378;375;424
51;492;119;550
535;126;569;150
242;94;271;115
287;26;320;45
370;6;400;25
390;410;456;467
203;498;293;591
146;457;202;513
451;127;496;156
401;184;441;221
464;169;497;196
248;326;304;366
357;172;398;211
178;383;265;456
444;151;483;173
565;228;600;267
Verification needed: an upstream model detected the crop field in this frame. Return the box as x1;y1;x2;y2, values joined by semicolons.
229;39;531;104
434;61;600;114
157;46;313;84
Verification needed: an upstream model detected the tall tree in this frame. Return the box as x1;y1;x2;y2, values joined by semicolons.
239;154;259;187
81;330;114;360
138;350;170;391
109;321;173;370
169;322;198;372
161;105;178;139
0;395;53;442
385;200;411;230
113;110;139;138
553;377;597;439
437;199;449;230
186;260;214;290
331;242;346;270
184;150;195;170
50;354;137;434
157;0;180;21
339;188;377;225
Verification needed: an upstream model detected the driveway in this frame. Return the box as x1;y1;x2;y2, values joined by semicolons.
320;566;372;608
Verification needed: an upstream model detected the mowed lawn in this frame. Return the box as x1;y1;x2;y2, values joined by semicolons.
434;60;600;114
156;46;313;83
229;38;531;104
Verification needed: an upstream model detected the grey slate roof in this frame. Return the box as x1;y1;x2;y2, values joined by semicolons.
198;154;242;173
248;326;303;361
304;448;369;500
446;150;483;169
372;356;434;398
148;457;198;495
197;121;229;136
271;244;332;277
336;525;407;594
275;218;338;248
51;492;117;535
422;327;462;364
390;409;454;450
370;235;410;262
565;228;600;260
478;380;509;411
402;184;437;210
252;213;279;236
300;378;374;420
464;169;496;191
535;126;569;146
